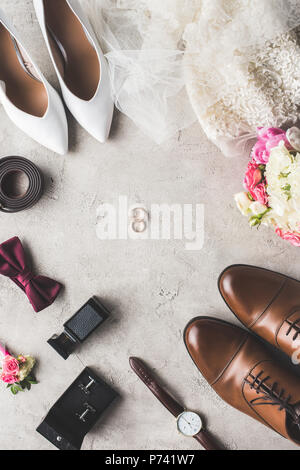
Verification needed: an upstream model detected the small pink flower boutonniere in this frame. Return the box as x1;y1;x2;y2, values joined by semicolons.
0;344;37;395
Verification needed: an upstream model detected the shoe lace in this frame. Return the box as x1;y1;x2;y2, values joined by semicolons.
286;318;300;341
245;371;300;427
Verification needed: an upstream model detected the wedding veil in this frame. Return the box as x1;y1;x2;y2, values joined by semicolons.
80;0;300;157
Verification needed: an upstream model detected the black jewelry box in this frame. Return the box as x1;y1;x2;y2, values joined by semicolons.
36;367;118;450
48;297;110;359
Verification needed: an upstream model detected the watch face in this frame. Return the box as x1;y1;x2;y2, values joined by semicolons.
177;411;202;437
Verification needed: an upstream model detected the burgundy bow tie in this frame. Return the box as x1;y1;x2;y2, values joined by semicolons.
0;236;62;312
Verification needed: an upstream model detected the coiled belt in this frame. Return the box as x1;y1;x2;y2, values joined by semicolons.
0;156;43;213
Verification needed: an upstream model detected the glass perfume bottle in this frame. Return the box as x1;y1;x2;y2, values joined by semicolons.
48;297;110;359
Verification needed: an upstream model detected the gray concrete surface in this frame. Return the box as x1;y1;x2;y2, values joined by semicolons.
0;0;299;451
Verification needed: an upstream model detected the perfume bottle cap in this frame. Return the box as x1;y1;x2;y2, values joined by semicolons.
47;332;76;360
48;297;110;359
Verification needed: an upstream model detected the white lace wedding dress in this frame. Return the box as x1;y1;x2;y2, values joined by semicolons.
80;0;300;157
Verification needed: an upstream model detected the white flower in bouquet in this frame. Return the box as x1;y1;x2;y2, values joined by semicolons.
235;127;300;247
234;192;252;216
250;202;268;216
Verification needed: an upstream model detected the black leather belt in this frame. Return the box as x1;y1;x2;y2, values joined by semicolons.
0;156;43;213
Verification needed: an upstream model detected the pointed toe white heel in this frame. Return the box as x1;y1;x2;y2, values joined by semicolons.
0;8;68;155
34;0;114;144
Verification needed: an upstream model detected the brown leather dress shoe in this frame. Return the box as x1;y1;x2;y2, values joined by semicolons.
184;317;300;446
219;265;300;362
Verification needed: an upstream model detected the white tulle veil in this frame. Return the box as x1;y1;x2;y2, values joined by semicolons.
80;0;300;157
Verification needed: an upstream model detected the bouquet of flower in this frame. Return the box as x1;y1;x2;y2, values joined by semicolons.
0;344;37;395
235;126;300;247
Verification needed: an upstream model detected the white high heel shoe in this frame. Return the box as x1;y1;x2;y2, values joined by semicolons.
0;8;68;155
33;0;114;144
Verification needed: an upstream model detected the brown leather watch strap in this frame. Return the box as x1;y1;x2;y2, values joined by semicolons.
194;429;221;450
129;357;184;417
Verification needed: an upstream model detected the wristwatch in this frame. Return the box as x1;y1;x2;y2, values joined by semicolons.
129;357;221;450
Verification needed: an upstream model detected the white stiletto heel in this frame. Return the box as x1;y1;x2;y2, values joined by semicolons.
34;0;114;143
0;8;68;155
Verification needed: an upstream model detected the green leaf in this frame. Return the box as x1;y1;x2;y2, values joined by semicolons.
281;184;292;200
249;208;271;228
26;375;36;382
28;380;37;385
10;384;23;394
249;216;261;227
279;172;291;179
6;384;12;388
26;383;31;391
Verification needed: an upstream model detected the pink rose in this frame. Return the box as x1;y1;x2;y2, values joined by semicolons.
266;134;290;152
257;127;285;140
244;162;262;191
251;183;268;205
252;128;290;164
1;373;18;384
243;161;268;204
2;355;19;376
252;140;269;165
275;228;300;247
243;162;267;203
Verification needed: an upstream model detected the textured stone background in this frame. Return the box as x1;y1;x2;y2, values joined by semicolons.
0;0;299;451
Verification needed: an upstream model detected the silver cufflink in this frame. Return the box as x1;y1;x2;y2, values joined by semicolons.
76;403;96;423
78;376;96;395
